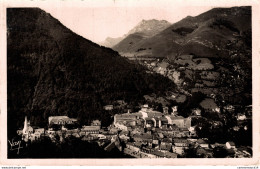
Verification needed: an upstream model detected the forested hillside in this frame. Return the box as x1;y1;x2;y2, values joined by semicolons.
7;8;176;137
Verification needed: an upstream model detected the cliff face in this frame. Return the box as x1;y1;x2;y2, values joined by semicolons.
113;19;171;52
7;8;176;136
126;19;171;37
101;19;171;48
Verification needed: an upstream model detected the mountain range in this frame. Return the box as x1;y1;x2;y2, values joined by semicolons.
99;19;171;48
99;36;125;48
7;6;251;138
110;6;252;117
112;6;251;59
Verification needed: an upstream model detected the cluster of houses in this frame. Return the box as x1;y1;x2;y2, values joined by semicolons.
109;104;252;158
113;105;192;132
99;55;252;158
142;55;215;86
110;105;192;158
17;116;102;143
16;102;252;158
109;105;221;158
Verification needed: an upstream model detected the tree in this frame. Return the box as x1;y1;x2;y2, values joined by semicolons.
155;103;163;113
213;147;228;158
184;144;198;158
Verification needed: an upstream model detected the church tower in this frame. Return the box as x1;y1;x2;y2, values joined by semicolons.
22;116;28;135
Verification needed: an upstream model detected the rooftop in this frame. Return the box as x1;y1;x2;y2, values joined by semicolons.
173;138;189;144
152;150;165;157
197;139;208;144
160;144;172;151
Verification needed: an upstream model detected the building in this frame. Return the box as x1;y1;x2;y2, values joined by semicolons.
113;109;191;131
188;126;197;137
173;139;189;147
163;107;169;115
145;111;191;129
34;128;45;134
160;127;179;137
16;129;23;135
160;117;169;127
160;143;172;152
114;112;143;128
226;141;236;149
196;139;209;148
237;114;247;121
119;135;130;141
103;105;114;110
103;104;114;110
23;116;32;135
192;108;201;116
145;117;157;128
114;123;127;131
164;151;178;158
126;142;141;152
176;128;190;137
172;106;178;113
33;128;45;139
91;120;101;126
22;116;34;141
33;132;41;139
81;134;96;141
48;116;77;125
170;71;181;84
114;113;143;124
224;105;235;111
168;115;191;128
81;125;100;134
132;133;153;143
172;139;189;155
151;150;165;158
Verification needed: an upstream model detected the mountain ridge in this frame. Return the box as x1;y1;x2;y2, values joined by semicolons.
126;19;171;37
7;8;176;136
100;19;171;48
113;6;251;59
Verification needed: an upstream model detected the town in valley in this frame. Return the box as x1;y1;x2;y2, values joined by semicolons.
15;93;252;158
7;6;252;159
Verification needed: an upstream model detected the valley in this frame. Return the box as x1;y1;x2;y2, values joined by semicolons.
7;6;252;159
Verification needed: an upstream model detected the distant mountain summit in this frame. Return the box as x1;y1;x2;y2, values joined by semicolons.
100;19;171;48
99;36;124;48
113;19;171;51
127;19;171;37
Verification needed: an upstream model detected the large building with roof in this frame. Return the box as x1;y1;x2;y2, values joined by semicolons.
48;116;77;125
114;106;191;130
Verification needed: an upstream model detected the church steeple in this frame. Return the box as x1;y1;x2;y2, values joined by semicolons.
22;116;28;135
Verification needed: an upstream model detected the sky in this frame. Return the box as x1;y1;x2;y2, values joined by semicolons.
6;0;253;43
36;0;216;43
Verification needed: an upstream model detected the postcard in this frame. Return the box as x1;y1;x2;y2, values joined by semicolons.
0;0;259;166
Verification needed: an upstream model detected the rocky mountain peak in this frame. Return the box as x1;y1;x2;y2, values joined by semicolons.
127;19;171;36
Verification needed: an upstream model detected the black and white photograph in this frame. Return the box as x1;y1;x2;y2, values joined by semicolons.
0;0;259;166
